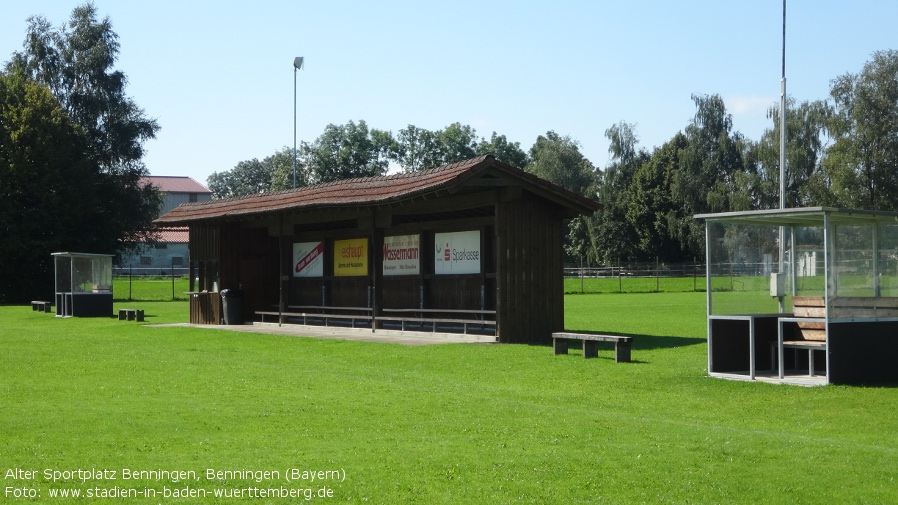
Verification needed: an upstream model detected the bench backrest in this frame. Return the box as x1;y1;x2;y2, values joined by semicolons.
791;296;898;341
830;297;898;319
791;296;826;341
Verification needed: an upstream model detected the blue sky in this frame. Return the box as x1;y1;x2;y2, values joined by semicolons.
2;1;896;186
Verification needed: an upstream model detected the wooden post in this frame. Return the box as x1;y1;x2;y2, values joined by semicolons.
553;337;568;355
615;340;632;363
583;340;599;359
371;210;384;332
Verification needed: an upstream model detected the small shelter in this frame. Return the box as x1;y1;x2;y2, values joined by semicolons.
695;207;898;385
52;252;114;317
155;155;601;344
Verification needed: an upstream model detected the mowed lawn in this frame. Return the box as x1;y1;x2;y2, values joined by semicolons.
2;295;898;504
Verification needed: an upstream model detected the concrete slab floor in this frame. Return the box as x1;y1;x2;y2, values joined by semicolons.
145;322;498;346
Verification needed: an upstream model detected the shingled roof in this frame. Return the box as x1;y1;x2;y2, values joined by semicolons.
155;155;600;225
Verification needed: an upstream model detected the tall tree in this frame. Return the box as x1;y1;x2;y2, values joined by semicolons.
594;122;648;263
7;2;161;251
305;120;395;183
526;131;600;263
0;71;148;301
477;131;528;169
821;50;898;210
207;147;304;199
394;123;527;172
526;131;597;197
10;3;159;175
669;94;744;257
268;146;305;191
207;159;271;199
394;125;442;173
752;98;830;208
626;133;687;261
394;123;478;172
434;122;478;163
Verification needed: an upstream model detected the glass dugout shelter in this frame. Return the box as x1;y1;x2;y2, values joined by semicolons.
695;208;898;385
52;252;114;317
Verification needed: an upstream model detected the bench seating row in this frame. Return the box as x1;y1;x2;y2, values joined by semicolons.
777;296;898;378
255;306;496;335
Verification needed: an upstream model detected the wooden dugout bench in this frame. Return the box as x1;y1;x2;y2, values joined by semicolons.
552;332;632;363
256;306;373;328
777;296;898;378
377;308;496;334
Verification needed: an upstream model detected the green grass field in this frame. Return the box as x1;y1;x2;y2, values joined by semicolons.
3;293;898;503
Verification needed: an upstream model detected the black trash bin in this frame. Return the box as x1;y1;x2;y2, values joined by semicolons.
220;289;244;325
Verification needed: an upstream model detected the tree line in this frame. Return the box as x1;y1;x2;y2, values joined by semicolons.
1;4;160;302
3;4;896;303
210;49;898;266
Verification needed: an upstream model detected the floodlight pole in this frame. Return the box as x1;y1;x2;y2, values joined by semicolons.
293;56;304;189
780;0;786;211
778;0;787;311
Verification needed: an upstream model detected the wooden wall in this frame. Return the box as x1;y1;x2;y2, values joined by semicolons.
496;192;564;343
191;223;278;320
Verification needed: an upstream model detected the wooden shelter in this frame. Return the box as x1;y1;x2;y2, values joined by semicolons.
155;155;601;343
696;207;898;385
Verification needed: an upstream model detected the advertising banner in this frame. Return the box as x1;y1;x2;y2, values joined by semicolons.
383;234;420;275
334;238;368;276
292;241;324;277
434;230;481;275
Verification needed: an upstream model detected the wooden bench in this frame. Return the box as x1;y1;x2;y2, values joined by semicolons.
378;308;496;335
790;296;827;340
118;308;144;321
31;301;52;313
552;332;632;363
776;296;827;377
778;296;898;377
256;306;373;328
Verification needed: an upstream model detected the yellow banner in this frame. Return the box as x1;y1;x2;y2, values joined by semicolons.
334;238;368;276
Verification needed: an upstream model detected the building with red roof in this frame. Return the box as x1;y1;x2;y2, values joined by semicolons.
118;177;212;273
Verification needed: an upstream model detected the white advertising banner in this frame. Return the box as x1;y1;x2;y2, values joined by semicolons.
383;234;420;275
293;241;324;277
434;230;481;275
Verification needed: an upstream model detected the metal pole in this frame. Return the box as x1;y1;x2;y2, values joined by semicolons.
778;0;787;313
278;215;284;326
780;0;787;210
293;65;297;189
580;255;584;294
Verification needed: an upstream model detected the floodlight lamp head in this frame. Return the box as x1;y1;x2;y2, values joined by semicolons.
293;56;304;70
